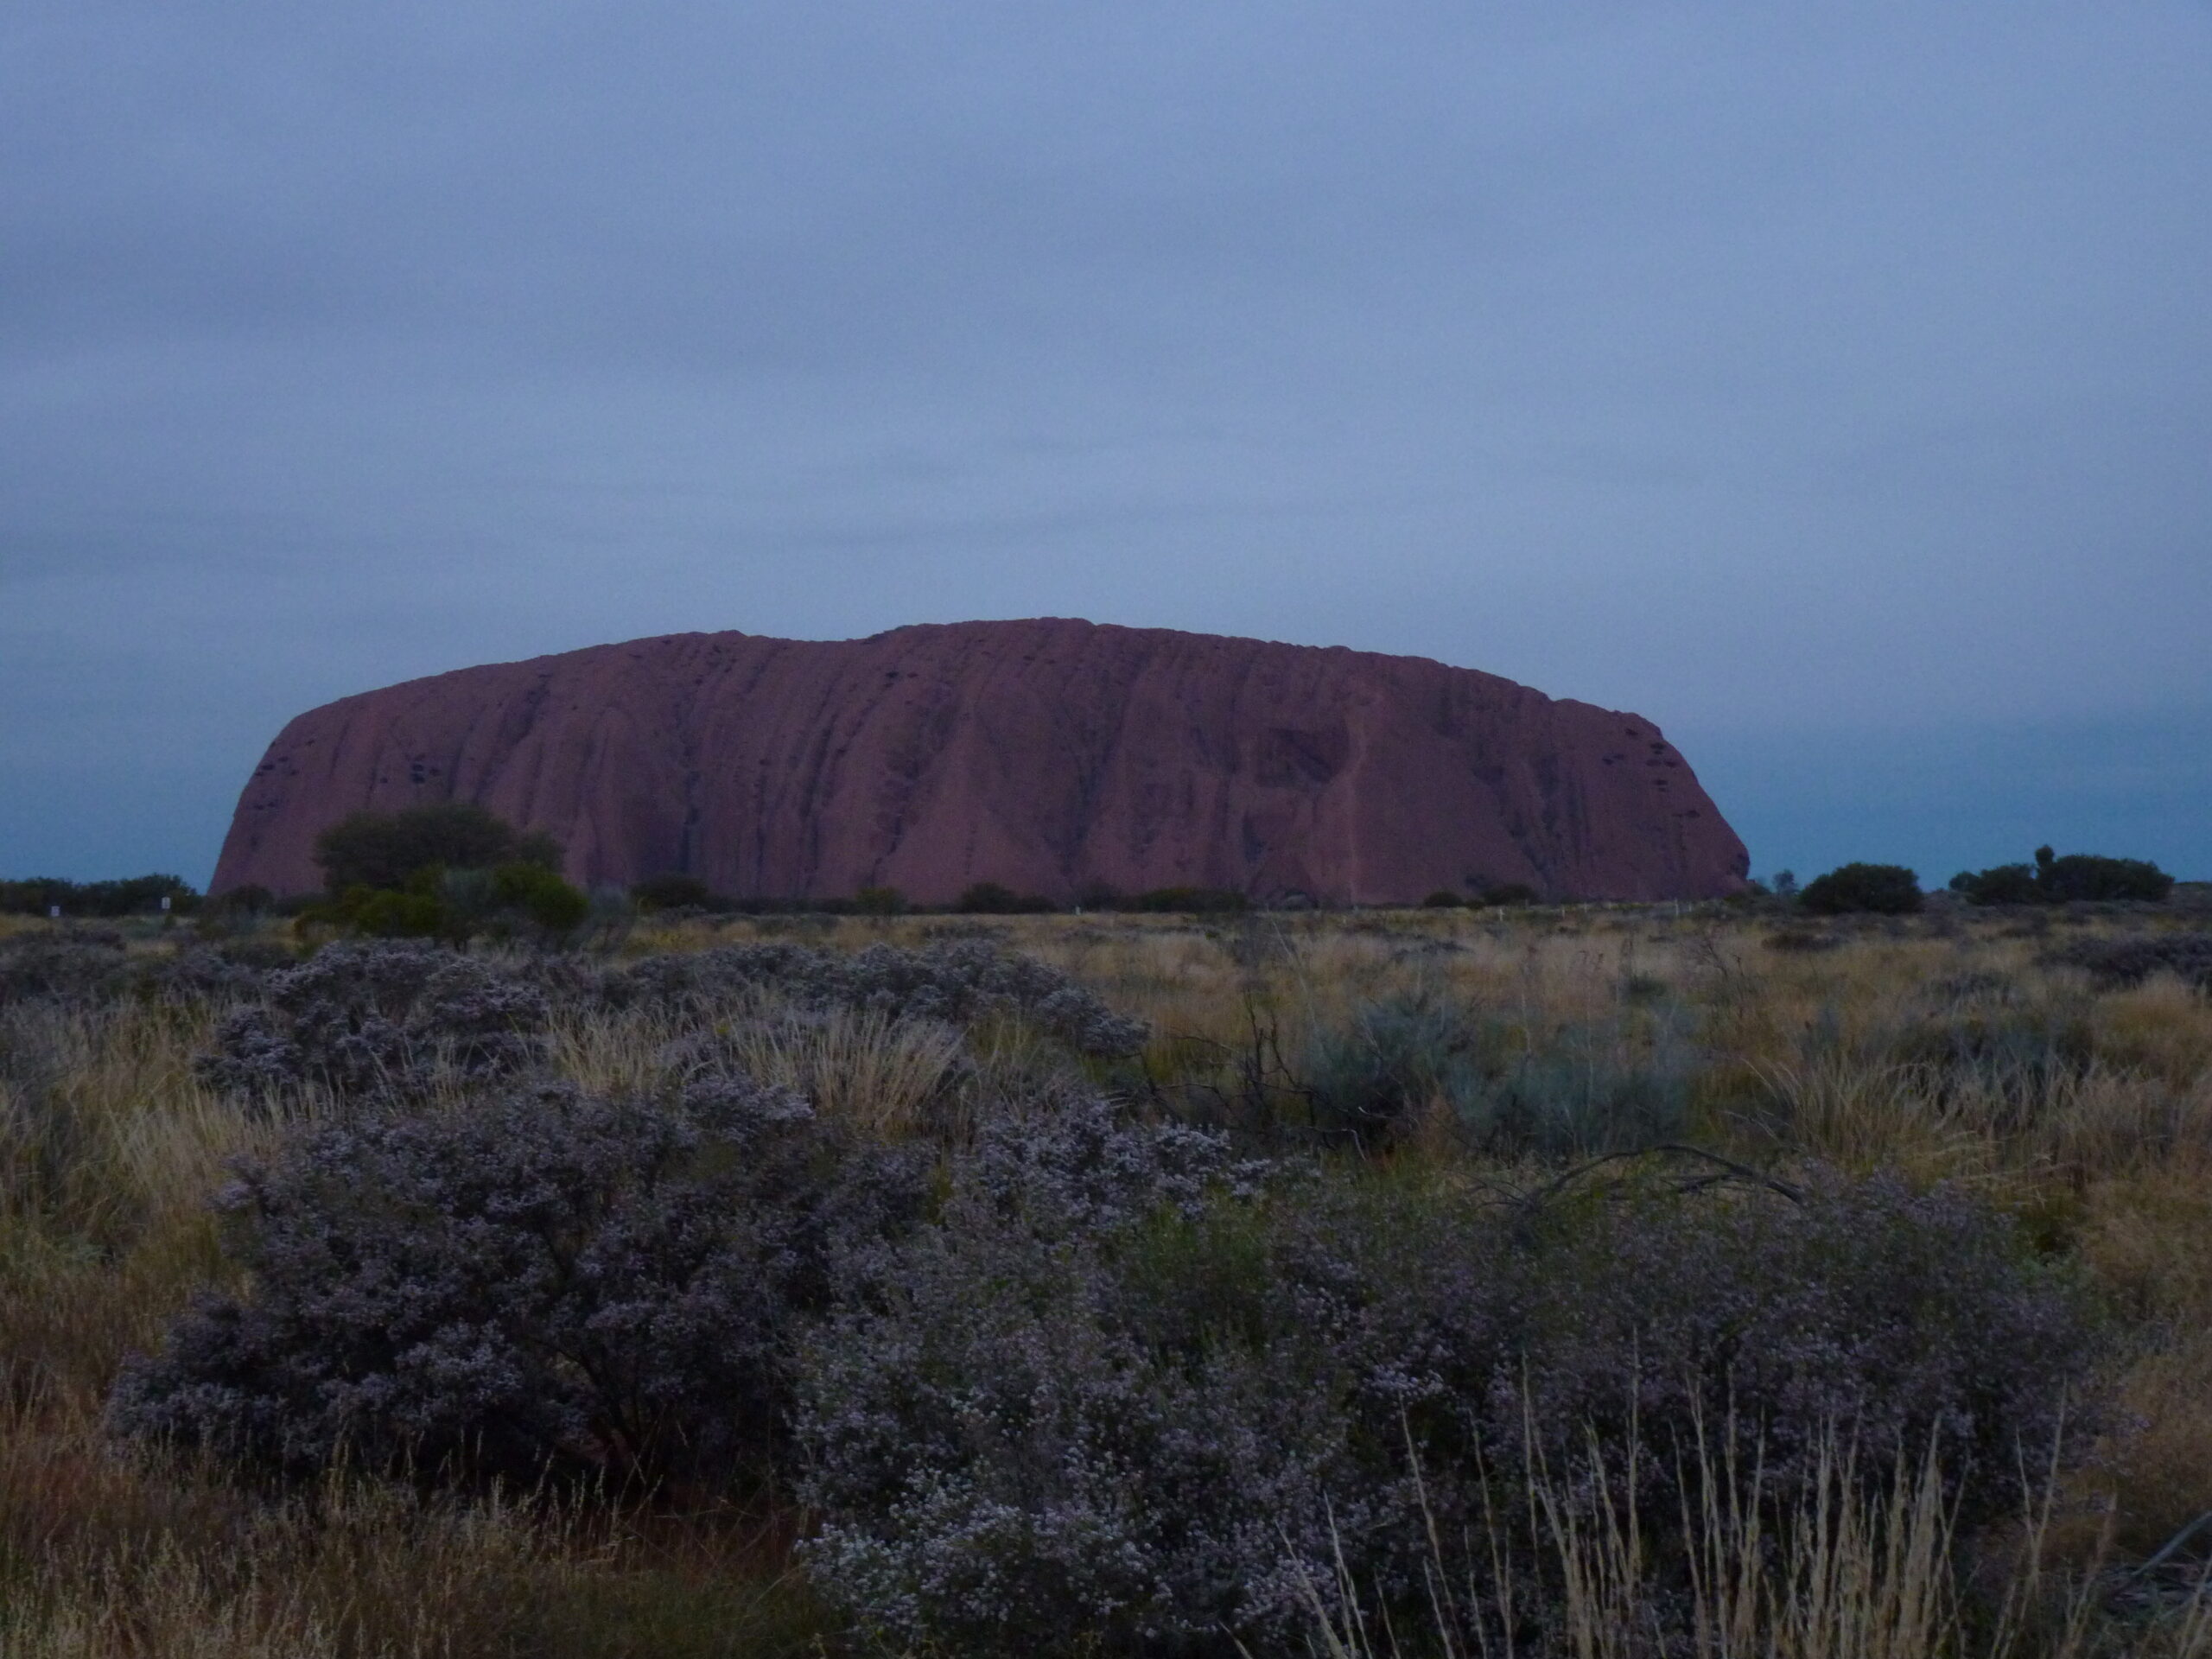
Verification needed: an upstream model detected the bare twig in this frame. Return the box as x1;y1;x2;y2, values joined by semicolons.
1522;1142;1804;1213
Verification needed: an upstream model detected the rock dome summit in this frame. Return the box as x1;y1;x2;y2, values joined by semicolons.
212;620;1750;905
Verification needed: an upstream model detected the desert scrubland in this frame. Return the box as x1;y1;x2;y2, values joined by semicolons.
2;899;2209;1656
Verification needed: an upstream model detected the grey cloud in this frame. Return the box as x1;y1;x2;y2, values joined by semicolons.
3;0;2209;881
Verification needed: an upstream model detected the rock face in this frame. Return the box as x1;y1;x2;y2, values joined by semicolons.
213;620;1749;904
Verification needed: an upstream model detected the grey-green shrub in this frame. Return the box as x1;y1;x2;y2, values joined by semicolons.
1300;993;1696;1154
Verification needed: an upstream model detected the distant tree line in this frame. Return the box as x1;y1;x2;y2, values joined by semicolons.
0;874;198;917
1949;845;2174;906
1753;845;2180;917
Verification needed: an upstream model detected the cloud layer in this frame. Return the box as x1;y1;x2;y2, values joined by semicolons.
5;2;2209;881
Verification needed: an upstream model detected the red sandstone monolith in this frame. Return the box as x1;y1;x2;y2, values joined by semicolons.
212;620;1748;904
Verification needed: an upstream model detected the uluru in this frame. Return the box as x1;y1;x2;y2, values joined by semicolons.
211;619;1750;905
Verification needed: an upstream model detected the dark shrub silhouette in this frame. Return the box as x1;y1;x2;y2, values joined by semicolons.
1477;881;1540;907
629;874;723;912
1125;887;1249;914
1949;862;2044;906
2033;845;2173;903
314;804;562;894
1951;847;2173;906
1799;862;1923;915
0;874;197;917
954;882;1054;914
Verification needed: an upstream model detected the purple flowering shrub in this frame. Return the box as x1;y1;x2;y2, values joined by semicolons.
611;938;1148;1058
110;1076;925;1487
194;939;550;1104
798;1159;2111;1654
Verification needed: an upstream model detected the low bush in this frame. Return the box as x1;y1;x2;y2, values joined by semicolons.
310;862;591;945
1799;861;1923;915
627;874;724;913
1124;887;1251;914
2049;931;2212;992
953;882;1054;915
797;1150;2110;1655
612;938;1148;1058
0;932;134;1003
1300;994;1695;1154
1477;881;1541;907
196;939;549;1105
111;1076;925;1489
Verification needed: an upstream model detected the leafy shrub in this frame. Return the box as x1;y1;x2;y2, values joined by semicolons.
312;860;589;944
111;1076;925;1488
196;940;549;1105
314;804;562;894
612;939;1147;1058
1421;889;1468;909
798;1157;2109;1655
490;861;589;935
853;886;906;916
1798;862;1923;915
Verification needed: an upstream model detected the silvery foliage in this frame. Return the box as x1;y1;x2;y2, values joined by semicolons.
798;1152;2109;1656
195;939;550;1104
111;1074;926;1485
612;938;1148;1058
798;1101;1313;1652
0;931;275;1009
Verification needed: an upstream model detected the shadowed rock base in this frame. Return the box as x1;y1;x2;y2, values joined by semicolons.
213;619;1749;904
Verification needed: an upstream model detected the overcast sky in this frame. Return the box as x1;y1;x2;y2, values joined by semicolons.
4;1;2208;887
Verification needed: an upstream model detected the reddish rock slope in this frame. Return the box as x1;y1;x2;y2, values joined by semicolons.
213;620;1748;904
